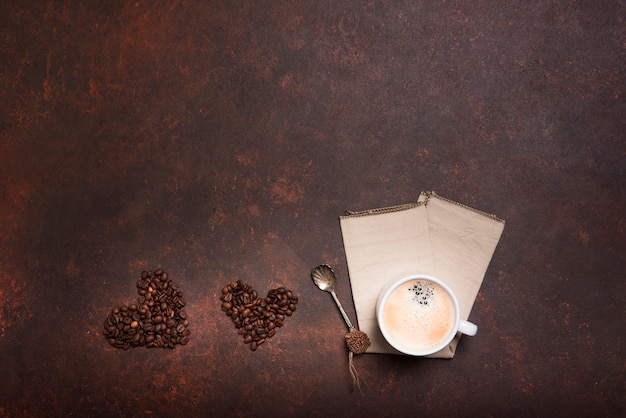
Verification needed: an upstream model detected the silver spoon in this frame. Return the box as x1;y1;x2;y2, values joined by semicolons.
311;264;354;330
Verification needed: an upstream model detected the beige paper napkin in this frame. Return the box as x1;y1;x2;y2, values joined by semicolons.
339;202;436;354
339;191;505;358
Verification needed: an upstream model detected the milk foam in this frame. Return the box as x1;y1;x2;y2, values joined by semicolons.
382;279;456;353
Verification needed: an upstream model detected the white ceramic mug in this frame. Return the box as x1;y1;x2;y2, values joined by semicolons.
376;274;478;356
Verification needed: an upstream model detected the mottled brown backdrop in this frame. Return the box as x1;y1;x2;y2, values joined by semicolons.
0;1;624;417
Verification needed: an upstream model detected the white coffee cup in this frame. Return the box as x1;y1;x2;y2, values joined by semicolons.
376;274;478;356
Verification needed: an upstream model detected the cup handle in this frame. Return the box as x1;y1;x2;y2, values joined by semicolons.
458;320;478;336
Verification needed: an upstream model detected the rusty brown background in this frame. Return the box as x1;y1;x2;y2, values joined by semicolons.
1;1;624;417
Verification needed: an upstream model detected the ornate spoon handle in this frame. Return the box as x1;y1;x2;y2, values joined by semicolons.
330;290;354;330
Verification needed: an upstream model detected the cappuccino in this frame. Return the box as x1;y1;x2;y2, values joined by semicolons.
381;279;456;354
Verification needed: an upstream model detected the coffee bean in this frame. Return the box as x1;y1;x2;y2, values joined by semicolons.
104;269;190;350
219;279;297;351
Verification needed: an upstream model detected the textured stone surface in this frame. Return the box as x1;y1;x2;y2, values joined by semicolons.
0;1;624;416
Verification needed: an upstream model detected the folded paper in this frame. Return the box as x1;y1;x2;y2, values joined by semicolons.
339;191;505;358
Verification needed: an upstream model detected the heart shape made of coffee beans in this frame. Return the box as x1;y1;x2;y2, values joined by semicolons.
103;269;190;349
220;280;298;351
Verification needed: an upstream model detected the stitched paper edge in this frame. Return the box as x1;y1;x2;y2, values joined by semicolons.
423;191;506;224
340;202;424;218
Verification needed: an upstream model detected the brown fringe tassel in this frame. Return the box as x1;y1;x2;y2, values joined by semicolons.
345;329;371;393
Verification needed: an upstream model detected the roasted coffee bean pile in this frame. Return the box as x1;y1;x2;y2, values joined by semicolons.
220;280;298;351
103;269;190;349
